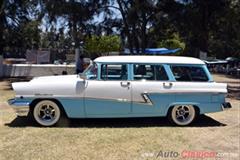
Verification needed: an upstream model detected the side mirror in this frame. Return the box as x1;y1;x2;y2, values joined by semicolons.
79;73;86;80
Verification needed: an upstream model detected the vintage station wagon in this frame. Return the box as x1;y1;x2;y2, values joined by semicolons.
8;56;231;126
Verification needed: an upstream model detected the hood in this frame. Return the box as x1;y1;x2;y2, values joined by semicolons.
12;74;84;97
30;75;80;83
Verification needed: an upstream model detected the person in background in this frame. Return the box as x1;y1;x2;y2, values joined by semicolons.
76;55;84;74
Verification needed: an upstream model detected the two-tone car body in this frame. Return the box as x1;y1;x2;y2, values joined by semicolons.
8;56;231;126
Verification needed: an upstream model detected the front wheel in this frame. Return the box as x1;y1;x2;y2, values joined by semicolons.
33;100;61;127
169;105;196;126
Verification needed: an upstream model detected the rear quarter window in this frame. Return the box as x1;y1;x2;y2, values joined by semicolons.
170;65;209;82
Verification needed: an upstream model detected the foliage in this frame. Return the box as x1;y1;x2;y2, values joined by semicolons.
85;35;121;57
0;0;41;55
157;33;185;55
0;0;240;58
21;20;41;49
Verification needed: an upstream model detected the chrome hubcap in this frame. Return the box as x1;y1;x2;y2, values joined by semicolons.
38;104;56;121
176;105;190;121
172;105;195;126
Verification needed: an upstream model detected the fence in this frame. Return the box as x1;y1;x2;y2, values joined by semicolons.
2;64;75;77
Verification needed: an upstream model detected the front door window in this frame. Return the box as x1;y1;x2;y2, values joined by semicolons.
101;64;128;80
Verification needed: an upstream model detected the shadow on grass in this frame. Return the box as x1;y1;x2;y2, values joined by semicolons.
5;114;226;128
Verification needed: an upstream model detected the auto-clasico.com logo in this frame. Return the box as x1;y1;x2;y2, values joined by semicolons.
141;150;238;159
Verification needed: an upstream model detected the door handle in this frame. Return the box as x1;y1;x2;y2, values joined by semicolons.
163;82;173;88
120;81;130;87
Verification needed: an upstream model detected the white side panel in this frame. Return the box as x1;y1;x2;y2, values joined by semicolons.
84;80;131;101
170;82;227;93
12;76;85;98
84;80;131;115
131;81;227;103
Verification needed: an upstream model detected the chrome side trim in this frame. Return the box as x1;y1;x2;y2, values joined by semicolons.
35;93;53;97
84;94;153;106
140;93;153;106
145;91;226;94
17;90;226;99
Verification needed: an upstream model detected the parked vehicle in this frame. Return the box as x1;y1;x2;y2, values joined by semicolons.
8;56;231;127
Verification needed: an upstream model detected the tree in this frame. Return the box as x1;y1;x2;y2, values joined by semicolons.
157;33;185;55
44;0;107;48
0;0;42;55
166;0;232;57
0;0;239;59
85;35;121;58
0;0;28;54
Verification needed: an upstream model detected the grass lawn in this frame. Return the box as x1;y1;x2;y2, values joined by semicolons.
0;74;239;160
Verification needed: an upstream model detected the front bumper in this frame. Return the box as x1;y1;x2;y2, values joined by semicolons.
8;98;30;116
222;102;232;110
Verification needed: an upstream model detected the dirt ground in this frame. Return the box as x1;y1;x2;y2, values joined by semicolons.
0;74;239;160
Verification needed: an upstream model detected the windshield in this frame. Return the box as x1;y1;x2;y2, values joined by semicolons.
82;62;98;80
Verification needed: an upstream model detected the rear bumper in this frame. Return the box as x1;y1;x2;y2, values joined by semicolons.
8;98;30;116
222;102;232;110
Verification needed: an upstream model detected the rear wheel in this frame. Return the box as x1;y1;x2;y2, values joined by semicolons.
169;105;196;126
33;100;61;127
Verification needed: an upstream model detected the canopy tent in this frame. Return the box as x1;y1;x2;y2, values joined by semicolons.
123;48;181;55
203;60;228;64
225;57;239;62
144;48;181;54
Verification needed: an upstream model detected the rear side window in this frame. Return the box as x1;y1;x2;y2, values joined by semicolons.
101;64;128;80
133;64;169;81
171;65;209;81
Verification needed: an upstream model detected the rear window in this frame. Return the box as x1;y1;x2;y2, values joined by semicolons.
171;65;209;82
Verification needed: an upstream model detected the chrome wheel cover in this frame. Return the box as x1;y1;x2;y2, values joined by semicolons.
33;100;61;126
171;105;195;126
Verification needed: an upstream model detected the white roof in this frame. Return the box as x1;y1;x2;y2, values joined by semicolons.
94;56;205;65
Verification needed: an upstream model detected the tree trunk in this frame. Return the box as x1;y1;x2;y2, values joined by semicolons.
0;55;3;77
140;12;147;54
0;12;5;57
116;0;134;54
132;24;139;54
198;1;209;58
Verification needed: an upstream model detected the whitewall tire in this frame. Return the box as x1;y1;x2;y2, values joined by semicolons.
170;105;196;126
33;100;61;127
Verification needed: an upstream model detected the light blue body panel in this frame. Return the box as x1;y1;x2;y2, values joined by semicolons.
173;93;225;114
61;93;225;118
58;98;85;117
85;99;131;116
10;92;225;118
132;94;174;115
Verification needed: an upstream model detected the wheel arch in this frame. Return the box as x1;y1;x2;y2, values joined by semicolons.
29;98;68;117
166;102;200;116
